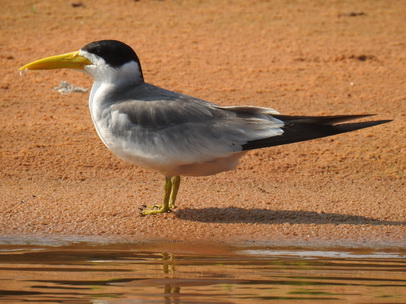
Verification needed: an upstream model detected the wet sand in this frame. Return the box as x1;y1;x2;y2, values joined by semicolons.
1;0;405;249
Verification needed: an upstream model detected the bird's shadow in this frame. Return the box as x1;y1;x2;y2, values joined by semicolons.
176;207;405;226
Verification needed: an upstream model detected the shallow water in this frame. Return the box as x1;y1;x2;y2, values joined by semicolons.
0;244;405;303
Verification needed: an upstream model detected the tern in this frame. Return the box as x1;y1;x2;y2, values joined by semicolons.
19;40;390;215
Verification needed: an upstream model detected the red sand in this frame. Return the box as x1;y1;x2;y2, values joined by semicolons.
1;0;405;249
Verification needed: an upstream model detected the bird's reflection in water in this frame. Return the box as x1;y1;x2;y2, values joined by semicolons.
161;252;181;304
1;246;403;304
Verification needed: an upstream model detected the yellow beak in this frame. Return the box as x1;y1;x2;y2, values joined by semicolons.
19;51;92;71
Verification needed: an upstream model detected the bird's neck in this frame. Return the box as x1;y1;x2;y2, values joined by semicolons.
88;81;118;116
87;61;145;130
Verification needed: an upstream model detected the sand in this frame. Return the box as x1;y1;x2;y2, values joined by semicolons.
0;0;405;249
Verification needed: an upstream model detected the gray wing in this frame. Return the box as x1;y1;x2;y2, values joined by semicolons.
108;83;284;163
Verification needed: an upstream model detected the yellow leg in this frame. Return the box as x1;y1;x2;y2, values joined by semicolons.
169;176;181;209
141;176;181;215
141;177;172;215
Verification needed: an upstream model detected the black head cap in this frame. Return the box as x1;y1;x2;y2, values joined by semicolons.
82;40;143;74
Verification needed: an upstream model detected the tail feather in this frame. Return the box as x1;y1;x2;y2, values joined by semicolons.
242;115;391;151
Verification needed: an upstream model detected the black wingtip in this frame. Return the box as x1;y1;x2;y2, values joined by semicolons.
242;117;392;151
272;114;377;125
334;119;392;132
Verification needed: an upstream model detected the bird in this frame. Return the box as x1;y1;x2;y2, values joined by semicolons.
19;40;390;215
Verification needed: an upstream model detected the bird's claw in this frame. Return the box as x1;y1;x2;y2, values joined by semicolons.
139;204;172;215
